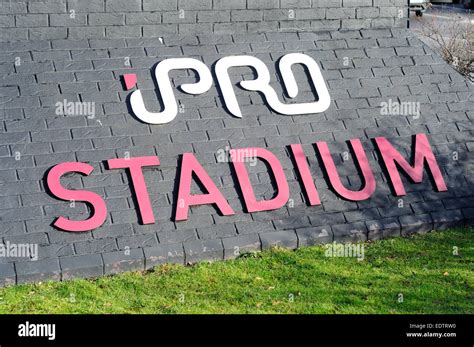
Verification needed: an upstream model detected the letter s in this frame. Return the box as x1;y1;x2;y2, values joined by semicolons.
46;162;107;232
130;58;212;124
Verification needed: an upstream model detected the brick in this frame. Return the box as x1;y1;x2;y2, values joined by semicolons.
68;0;104;12
214;0;246;9
0;196;20;209
197;224;237;240
106;0;141;12
48;230;93;243
357;7;379;18
343;0;372;5
344;208;380;222
16;259;61;284
231;10;263;22
162;11;197;24
15;14;48;27
37;244;75;260
332;222;367;242
180;23;211;35
0;28;28;40
0;182;40;197
295;9;325;20
106;26;141;39
412;201;444;214
184;239;223;264
144;243;185;269
178;0;211;10
172;131;207;143
341;18;371;30
0;263;16;287
399;214;433;235
431;210;464;230
69;27;105;39
222;234;261;259
296;226;333;246
0;207;43;222
0;2;27;15
260;230;298;250
273;216;310;230
281;0;311;7
235;221;273;234
0;221;24;236
366;218;400;240
49;14;87;26
74;238;118;255
326;8;355;20
92;224;133;239
157;229;195;244
89;13;125;26
103;249;145;274
6;118;46;132
126;13;161;25
28;1;66;13
198;10;230;23
117;234;158;250
143;24;178;37
60;254;104;280
37;72;75;83
143;0;177;11
248;0;279;9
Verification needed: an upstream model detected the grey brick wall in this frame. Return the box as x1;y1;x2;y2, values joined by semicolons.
0;1;473;286
0;0;407;41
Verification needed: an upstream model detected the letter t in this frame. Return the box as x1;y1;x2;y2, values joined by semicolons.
107;156;160;224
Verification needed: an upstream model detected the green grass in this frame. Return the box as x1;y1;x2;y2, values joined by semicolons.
0;228;472;314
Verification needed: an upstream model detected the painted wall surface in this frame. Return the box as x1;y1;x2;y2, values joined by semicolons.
0;0;473;285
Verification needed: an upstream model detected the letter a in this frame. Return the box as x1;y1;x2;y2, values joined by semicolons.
175;153;234;221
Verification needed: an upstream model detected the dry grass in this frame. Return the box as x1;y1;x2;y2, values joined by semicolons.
417;10;474;81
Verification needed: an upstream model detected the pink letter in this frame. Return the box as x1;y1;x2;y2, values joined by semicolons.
230;148;289;213
123;73;137;90
375;133;447;196
175;153;234;221
47;162;107;232
316;139;376;201
290;144;321;206
107;156;159;224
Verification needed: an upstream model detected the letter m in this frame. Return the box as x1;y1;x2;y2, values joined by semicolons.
375;133;447;196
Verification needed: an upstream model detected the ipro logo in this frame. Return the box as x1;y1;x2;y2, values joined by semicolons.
124;53;331;124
